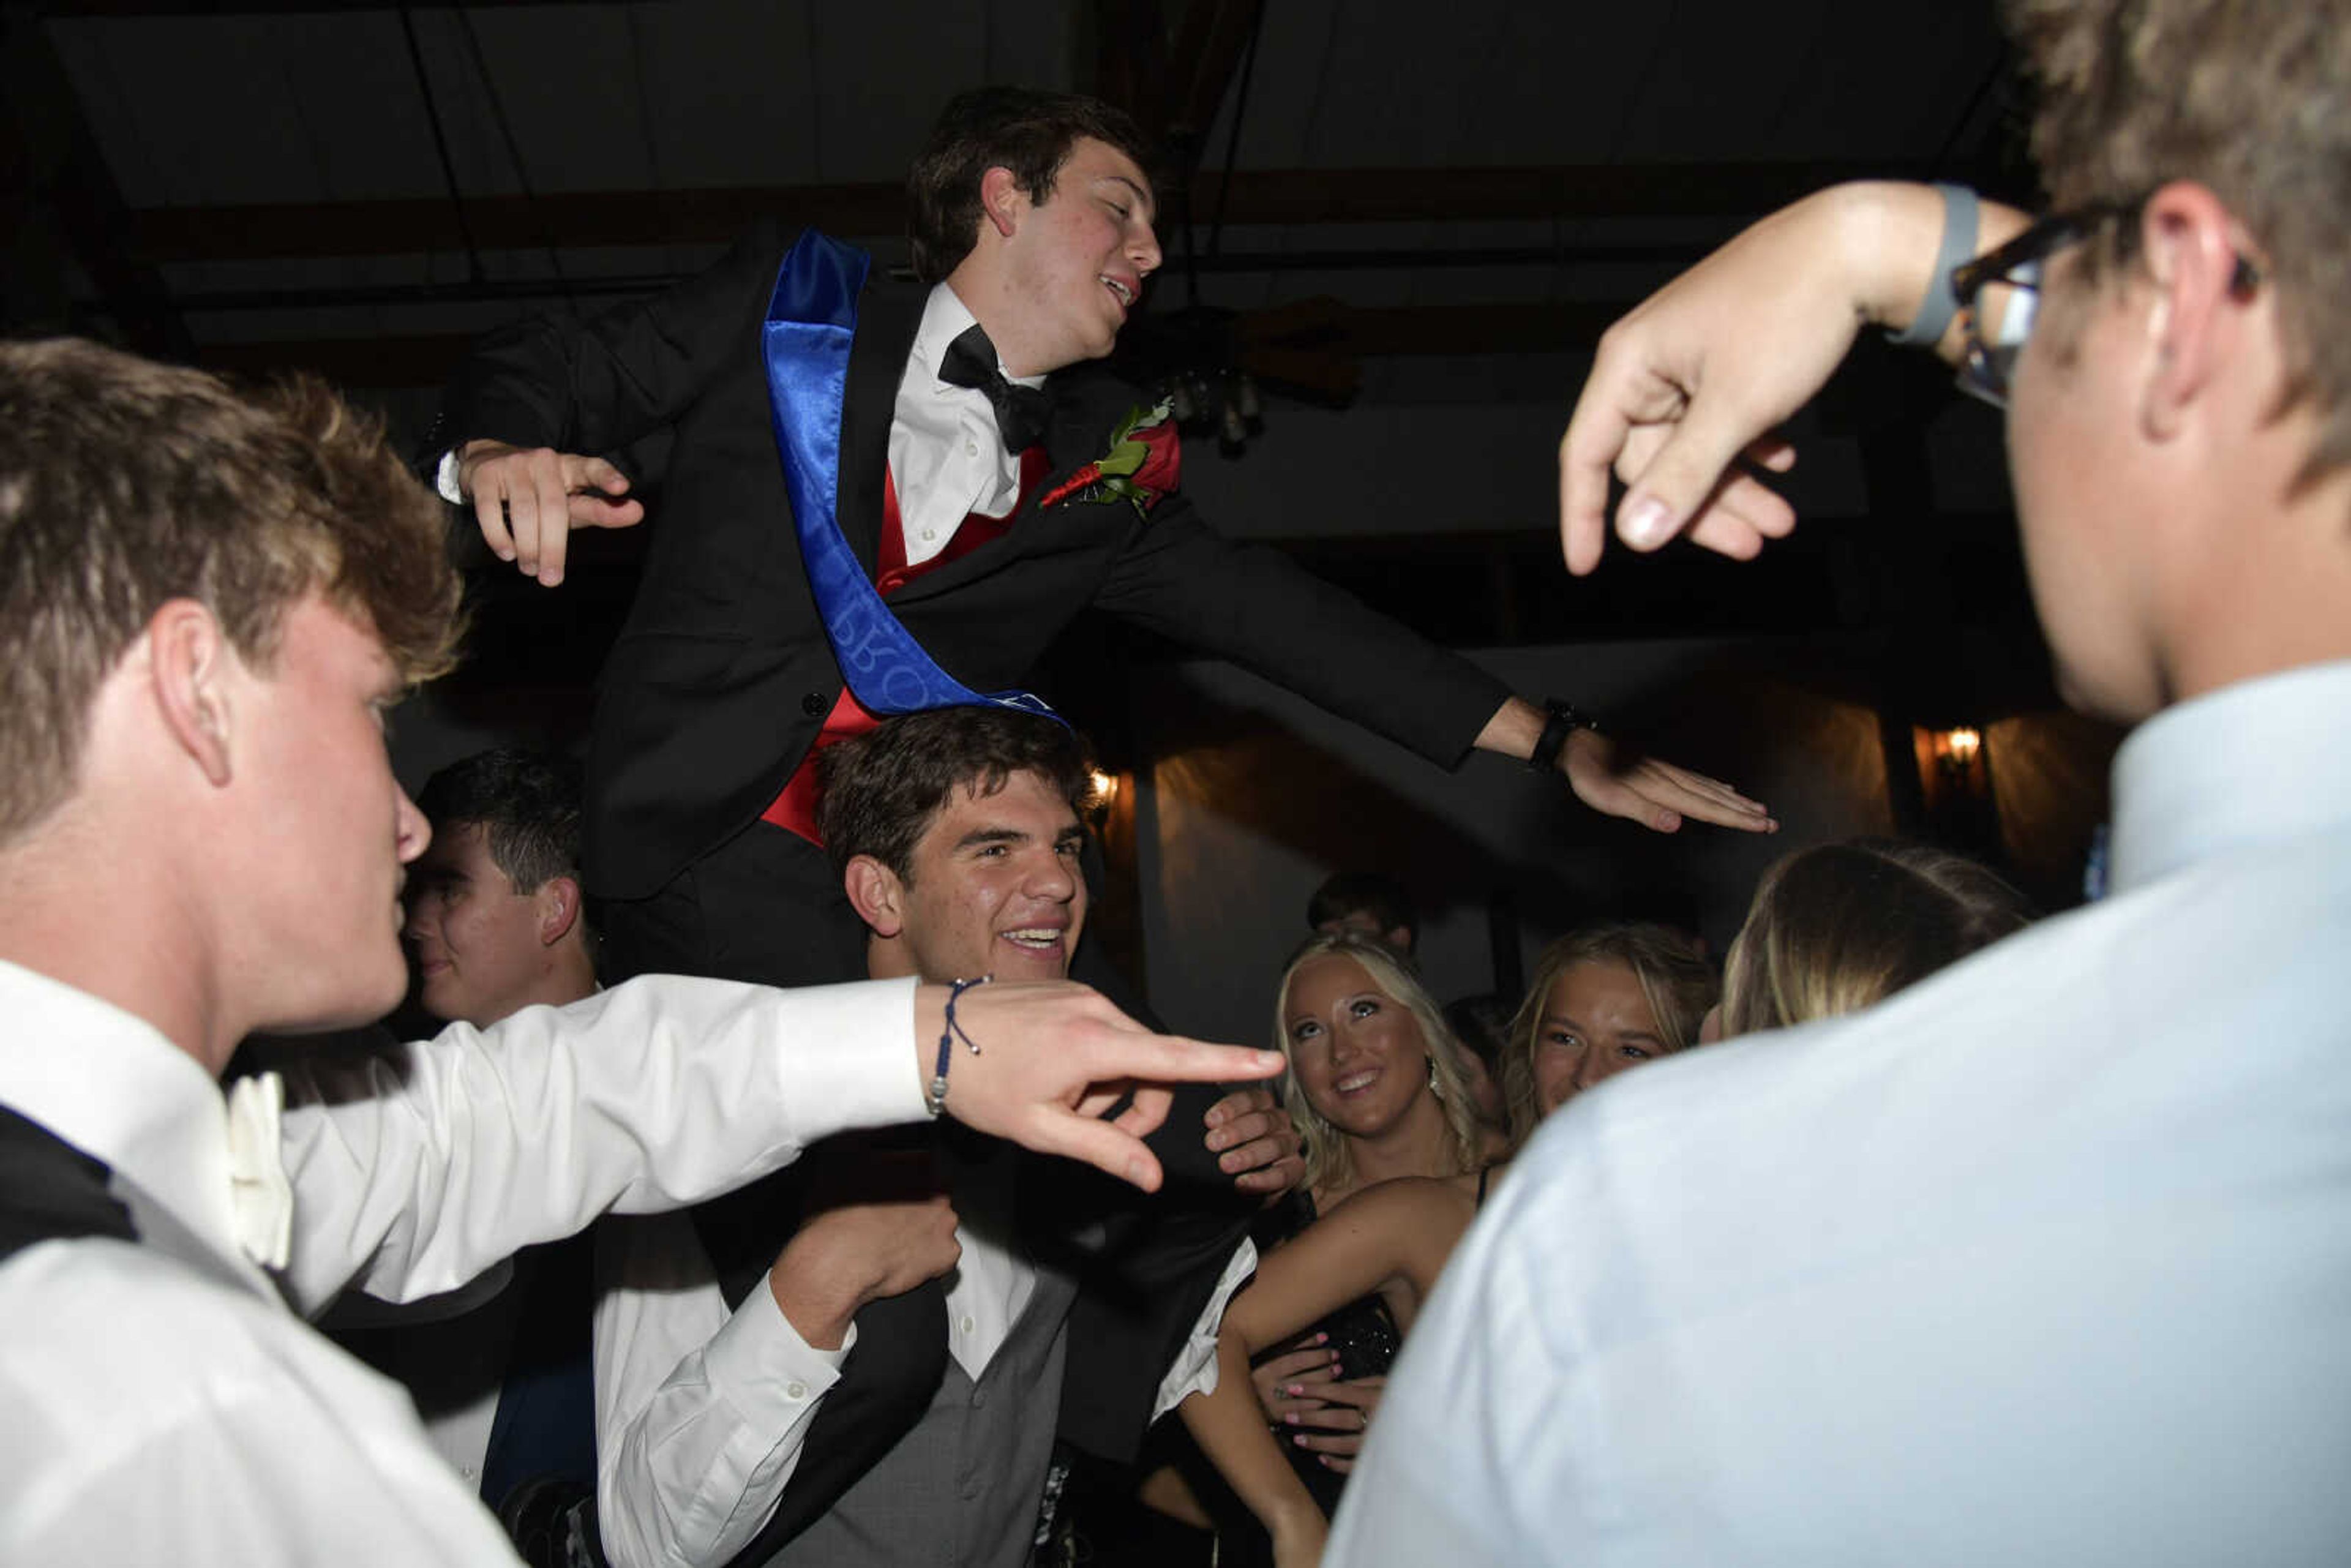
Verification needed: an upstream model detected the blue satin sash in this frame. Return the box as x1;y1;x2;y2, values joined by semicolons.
760;229;1059;721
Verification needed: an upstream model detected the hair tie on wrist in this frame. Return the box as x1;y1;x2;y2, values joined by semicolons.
1891;183;1980;349
926;975;992;1117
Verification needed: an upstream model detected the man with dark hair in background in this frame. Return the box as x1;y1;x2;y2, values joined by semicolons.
331;749;605;1541
406;749;599;1033
1336;1;2351;1561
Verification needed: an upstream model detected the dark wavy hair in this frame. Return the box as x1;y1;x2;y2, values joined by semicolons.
905;86;1155;283
815;705;1093;880
416;749;583;895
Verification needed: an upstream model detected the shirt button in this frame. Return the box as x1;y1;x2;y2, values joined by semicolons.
786;1380;809;1401
964;440;978;457
921;528;936;541
961;1477;983;1501
801;692;827;716
959;1315;977;1337
970;1388;988;1409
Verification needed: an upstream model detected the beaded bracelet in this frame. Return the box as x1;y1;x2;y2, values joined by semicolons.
926;975;992;1117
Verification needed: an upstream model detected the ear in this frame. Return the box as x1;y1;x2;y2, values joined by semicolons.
148;599;236;787
979;165;1026;239
844;854;907;939
2138;181;2260;439
536;874;583;947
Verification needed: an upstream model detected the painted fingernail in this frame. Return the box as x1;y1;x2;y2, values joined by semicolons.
1622;495;1673;547
1283;1384;1303;1397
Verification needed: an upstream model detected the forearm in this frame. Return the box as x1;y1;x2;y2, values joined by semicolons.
1180;1334;1329;1542
594;1214;842;1568
278;974;924;1313
1096;505;1513;768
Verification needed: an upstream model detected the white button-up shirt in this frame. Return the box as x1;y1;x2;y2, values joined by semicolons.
0;967;926;1566
1330;661;2351;1567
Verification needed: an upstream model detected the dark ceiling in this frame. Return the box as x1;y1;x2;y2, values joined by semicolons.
3;0;2058;719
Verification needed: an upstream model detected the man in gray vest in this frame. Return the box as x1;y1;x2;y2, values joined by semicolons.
596;704;1272;1568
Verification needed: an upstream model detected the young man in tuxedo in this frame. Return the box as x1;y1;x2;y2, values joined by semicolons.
439;86;1774;1002
0;340;1285;1565
1335;1;2351;1561
595;706;1280;1568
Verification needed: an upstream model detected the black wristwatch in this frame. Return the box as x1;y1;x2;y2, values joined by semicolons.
1526;698;1597;776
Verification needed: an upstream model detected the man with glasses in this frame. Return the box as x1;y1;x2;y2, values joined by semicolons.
1332;0;2351;1561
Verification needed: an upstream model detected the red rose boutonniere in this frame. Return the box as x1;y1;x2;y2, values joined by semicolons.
1039;397;1180;519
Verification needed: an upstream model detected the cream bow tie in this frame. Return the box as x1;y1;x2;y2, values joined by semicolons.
224;1071;294;1272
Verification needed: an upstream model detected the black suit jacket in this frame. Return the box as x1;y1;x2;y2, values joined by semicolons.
444;221;1512;903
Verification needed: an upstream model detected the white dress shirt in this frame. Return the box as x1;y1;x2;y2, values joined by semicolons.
0;966;926;1566
888;283;1044;568
1328;660;2351;1567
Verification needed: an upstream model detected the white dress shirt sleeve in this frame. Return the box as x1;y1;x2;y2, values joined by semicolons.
274;973;924;1316
593;1212;851;1568
1150;1237;1258;1421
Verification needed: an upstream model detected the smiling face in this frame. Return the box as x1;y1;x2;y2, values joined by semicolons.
1281;953;1436;1140
880;768;1088;984
975;136;1161;375
1531;959;1674;1116
235;595;430;1032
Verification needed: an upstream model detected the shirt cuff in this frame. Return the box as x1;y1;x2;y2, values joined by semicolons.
773;975;931;1131
703;1271;852;1418
1150;1237;1259;1422
434;448;464;505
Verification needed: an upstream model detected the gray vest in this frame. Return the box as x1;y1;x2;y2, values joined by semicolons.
763;1261;1079;1568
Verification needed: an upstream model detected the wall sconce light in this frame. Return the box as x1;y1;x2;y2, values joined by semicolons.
1088;768;1120;812
1924;725;1989;799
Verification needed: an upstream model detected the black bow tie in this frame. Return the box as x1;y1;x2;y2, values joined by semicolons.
938;323;1051;454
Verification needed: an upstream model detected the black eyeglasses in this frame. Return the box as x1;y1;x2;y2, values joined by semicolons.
1948;200;2263;410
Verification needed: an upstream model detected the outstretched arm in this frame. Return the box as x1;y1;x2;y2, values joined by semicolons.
1559;181;2032;575
1177;1179;1476;1568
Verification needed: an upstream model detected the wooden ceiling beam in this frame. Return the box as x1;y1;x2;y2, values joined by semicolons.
189;298;1640;388
126;159;1927;263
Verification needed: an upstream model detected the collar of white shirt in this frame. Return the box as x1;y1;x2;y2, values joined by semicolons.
2107;659;2351;895
888;283;1049;571
0;959;290;1283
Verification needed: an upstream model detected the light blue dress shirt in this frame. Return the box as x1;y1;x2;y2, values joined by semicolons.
1329;661;2351;1567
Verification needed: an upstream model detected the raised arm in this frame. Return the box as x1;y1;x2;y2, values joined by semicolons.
1560;181;2032;574
280;973;1283;1315
1178;1178;1477;1568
